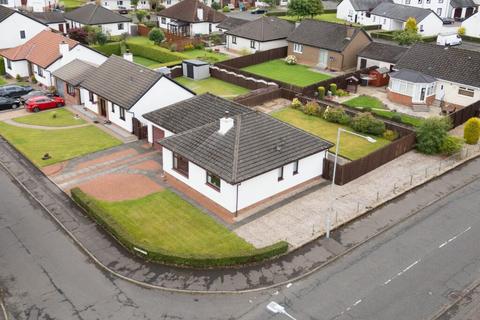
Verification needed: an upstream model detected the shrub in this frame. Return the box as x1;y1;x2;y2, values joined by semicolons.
148;27;165;44
210;34;222;45
290;98;303;110
67;27;88;44
144;20;157;28
135;9;147;22
30;75;37;84
463;117;480;144
303;101;320;115
318;86;325;100
440;135;464;156
383;129;399;141
126;41;186;63
0;59;5;76
92;41;122;56
285;55;297;65
95;31;108;45
222;5;230;12
391;114;402;123
458;26;466;36
330;83;337;96
194;42;205;49
416;117;452;154
324;106;350;124
211;1;221;10
16;74;21;82
351;112;386;136
362;106;372;112
336;89;349;97
183;43;194;51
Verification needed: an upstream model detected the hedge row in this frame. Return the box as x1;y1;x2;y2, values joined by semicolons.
462;35;480;43
71;188;289;268
0;59;5;76
361;24;382;31
126;41;187;64
370;31;396;40
92;41;122;56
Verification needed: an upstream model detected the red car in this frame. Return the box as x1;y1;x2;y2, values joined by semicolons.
25;95;65;112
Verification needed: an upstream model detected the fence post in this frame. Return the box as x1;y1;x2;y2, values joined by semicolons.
410;175;413;185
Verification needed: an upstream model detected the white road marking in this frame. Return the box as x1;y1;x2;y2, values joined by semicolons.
384;279;392;285
384;260;421;286
353;299;362;306
438;226;471;249
403;260;419;272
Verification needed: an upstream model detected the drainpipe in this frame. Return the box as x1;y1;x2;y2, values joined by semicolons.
235;183;239;217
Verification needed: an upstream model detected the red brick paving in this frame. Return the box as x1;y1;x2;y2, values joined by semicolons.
75;148;138;170
42;162;66;176
76;173;164;201
129;160;162;172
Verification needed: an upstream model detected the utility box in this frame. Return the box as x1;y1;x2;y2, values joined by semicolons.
182;60;210;80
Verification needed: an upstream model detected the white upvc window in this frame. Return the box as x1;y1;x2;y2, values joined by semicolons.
293;43;303;53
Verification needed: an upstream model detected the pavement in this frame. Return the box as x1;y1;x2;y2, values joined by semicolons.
2;135;480;293
2;146;480;319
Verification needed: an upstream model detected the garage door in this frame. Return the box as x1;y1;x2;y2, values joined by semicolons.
152;126;165;151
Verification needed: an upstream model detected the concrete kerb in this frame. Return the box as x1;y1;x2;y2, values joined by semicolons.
1;137;480;294
0;290;8;320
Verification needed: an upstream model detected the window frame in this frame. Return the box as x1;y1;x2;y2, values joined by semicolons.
293;43;303;54
250;40;256;49
119;107;125;120
111;103;115;113
231;36;237;44
458;87;475;97
206;171;221;191
37;66;43;77
6;59;11;70
173;152;189;177
89;91;94;102
118;23;124;30
161;17;166;24
20;30;25;39
277;166;284;181
293;160;299;175
66;84;75;96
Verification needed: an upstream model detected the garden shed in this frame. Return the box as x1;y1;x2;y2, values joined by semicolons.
369;67;390;87
182;60;210;80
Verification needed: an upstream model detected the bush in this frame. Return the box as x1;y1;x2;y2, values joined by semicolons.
0;59;5;76
16;74;21;82
210;34;222;45
290;98;303;110
416;117;452;154
126;41;186;63
183;43;194;51
463;117;480;144
222;5;230;12
351;112;386;136
211;1;221;10
194;42;204;49
318;86;325;100
391;114;402;123
148;27;165;44
144;20;157;28
92;41;122;56
71;188;288;267
458;26;466;36
30;75;37;84
383;129;399;141
135;9;147;22
440;135;464;156
330;83;337;96
303;101;320;115
324;106;350;125
336;89;349;97
285;55;297;65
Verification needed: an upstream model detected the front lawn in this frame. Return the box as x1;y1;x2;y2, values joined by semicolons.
12;109;86;127
242;59;331;87
344;96;424;127
0;123;122;167
272;108;390;160
0;77;6;85
76;190;256;257
175;77;249;98
133;56;165;69
182;49;229;64
60;0;85;9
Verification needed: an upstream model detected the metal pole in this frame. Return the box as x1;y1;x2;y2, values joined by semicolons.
327;128;342;239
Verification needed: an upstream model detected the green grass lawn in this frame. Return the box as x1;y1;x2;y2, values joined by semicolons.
60;0;85;9
0;123;122;167
281;13;360;25
272;108;390;160
344;96;424;127
133;56;165;69
175;77;249;98
12;109;86;127
242;59;331;87
79;190;255;256
182;49;229;64
0;77;6;85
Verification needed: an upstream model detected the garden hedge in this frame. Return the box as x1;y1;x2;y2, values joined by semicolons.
462;35;480;43
126;41;187;64
361;24;381;31
92;42;122;56
0;59;5;76
71;188;289;268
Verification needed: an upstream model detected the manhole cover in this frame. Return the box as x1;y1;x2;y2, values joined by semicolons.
448;290;462;301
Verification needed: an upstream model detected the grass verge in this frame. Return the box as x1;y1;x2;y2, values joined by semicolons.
12;109;86;127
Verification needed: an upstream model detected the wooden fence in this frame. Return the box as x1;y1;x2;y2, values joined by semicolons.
233;87;283;106
137;24;153;37
448;100;480;128
216;46;288;69
210;67;273;90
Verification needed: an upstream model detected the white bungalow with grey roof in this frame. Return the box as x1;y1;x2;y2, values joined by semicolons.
159;109;332;217
225;16;294;54
393;0;477;19
387;43;480;109
357;42;408;70
337;0;393;25
371;2;443;36
79;55;195;134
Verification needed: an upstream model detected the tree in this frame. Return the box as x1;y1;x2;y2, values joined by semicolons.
393;29;422;45
288;0;323;19
464;117;480;144
135;9;147;23
95;30;107;45
416;117;452;154
131;0;138;9
148;27;165;45
404;17;418;33
67;28;89;44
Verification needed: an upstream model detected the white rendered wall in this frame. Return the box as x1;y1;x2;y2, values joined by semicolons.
0;13;47;49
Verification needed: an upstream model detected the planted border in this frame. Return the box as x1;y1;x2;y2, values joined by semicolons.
71;188;289;268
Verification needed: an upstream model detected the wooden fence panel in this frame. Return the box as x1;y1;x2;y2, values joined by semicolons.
216;47;288;69
449;100;480;128
209;67;271;90
233;87;282;106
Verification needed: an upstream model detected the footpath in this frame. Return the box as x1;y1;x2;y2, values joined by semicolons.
1;137;480;292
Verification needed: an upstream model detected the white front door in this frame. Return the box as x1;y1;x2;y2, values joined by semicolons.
318;50;328;68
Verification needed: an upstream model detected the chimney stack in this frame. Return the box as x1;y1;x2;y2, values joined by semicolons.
218;111;234;135
123;49;133;62
59;40;69;56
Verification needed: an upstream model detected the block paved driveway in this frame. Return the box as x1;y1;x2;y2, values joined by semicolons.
44;141;165;201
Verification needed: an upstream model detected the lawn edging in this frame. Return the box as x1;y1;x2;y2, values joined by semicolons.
71;188;289;268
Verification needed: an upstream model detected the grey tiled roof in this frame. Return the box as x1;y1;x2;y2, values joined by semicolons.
81;55;162;110
158;0;226;23
287;19;368;52
52;59;97;86
371;2;435;22
358;42;408;63
0;5;14;22
349;0;393;11
27;11;65;24
395;43;480;88
143;93;251;133
160;111;332;184
450;0;477;8
217;16;249;30
390;69;436;83
64;4;131;25
226;16;295;41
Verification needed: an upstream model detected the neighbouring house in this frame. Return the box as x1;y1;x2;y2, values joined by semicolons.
79;54;195;134
462;11;480;37
336;0;393;25
26;11;68;33
287;20;372;71
143;93;251;151
52;59;98;105
158;106;333;217
387;43;480;109
0;30;107;87
371;2;443;36
0;5;48;49
64;4;132;36
225;16;294;53
0;0;59;12
100;0;151;11
216;16;248;32
357;41;408;70
157;0;226;37
393;0;477;19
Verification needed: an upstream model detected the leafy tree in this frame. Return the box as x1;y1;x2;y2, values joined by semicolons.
464;117;480;144
393;29;422;45
288;0;323;19
135;9;147;22
416;117;452;154
67;28;88;44
404;17;418;33
148;27;165;45
211;1;221;10
95;31;108;45
131;0;138;9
